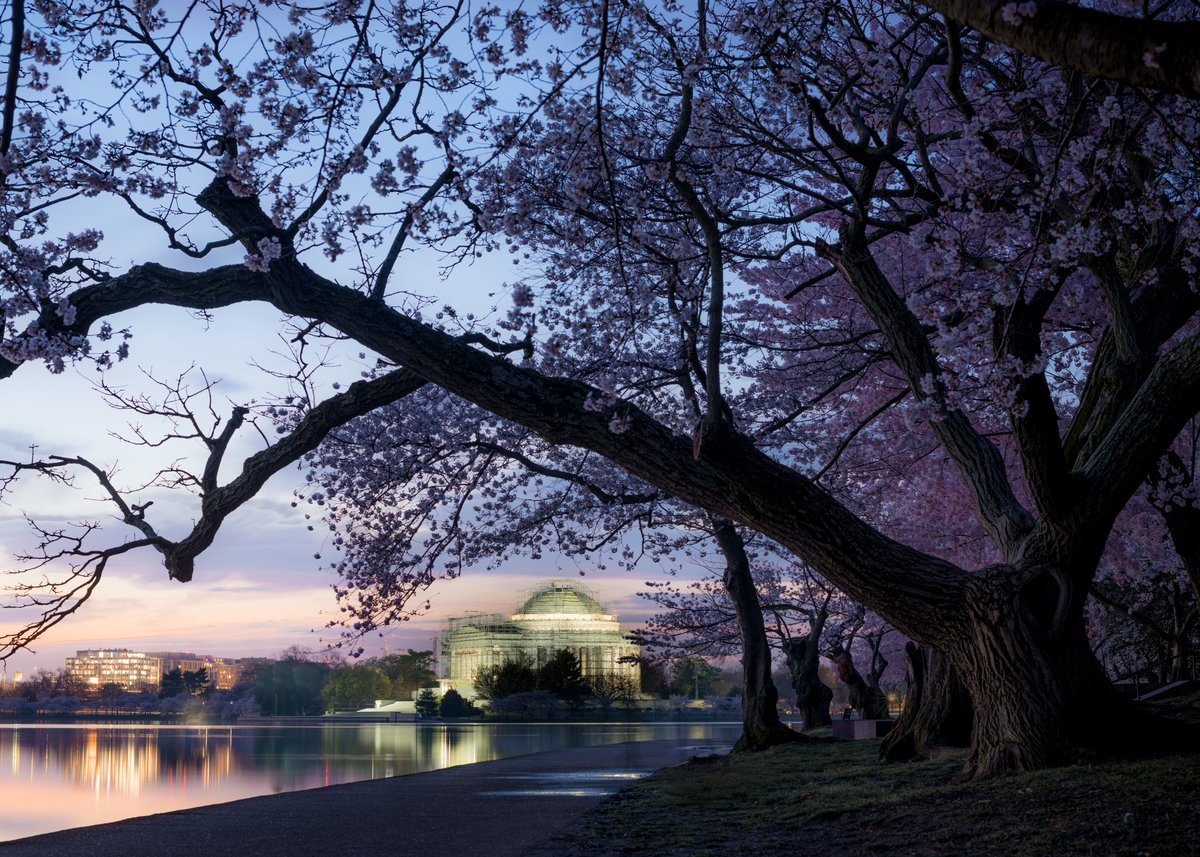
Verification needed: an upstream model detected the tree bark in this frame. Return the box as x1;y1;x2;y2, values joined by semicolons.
880;642;972;762
943;564;1194;779
783;611;832;730
712;521;804;751
919;0;1200;99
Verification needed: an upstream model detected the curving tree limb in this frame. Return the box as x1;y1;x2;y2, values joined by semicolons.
923;0;1200;98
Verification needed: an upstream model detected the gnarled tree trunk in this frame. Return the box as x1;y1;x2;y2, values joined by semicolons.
713;521;804;751
941;564;1200;779
880;641;972;761
830;644;890;719
783;610;832;730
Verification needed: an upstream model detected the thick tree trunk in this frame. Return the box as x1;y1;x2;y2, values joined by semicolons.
920;0;1200;99
943;565;1199;780
953;626;1123;778
784;611;832;730
713;521;804;751
880;642;972;762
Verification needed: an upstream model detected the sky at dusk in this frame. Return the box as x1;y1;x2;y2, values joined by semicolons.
0;356;668;678
0;218;681;680
0;19;718;682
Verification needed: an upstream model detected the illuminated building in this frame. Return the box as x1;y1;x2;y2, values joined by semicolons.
150;653;248;691
440;581;641;696
65;649;163;693
208;660;248;691
64;650;255;694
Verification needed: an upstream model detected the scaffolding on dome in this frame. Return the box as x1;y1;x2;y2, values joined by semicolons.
440;581;640;696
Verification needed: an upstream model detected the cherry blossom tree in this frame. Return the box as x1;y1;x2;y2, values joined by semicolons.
296;377;803;748
1;0;1200;781
637;554;898;729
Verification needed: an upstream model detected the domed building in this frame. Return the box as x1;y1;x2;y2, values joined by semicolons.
440;581;641;695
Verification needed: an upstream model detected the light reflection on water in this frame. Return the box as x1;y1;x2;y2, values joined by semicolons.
0;721;740;841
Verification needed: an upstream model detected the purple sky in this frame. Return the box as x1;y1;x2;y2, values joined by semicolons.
0;299;673;678
0;53;701;678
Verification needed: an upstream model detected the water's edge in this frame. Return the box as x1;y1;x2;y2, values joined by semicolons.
0;721;743;841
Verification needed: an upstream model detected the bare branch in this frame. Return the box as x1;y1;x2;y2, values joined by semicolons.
371;164;457;300
1;0;24;161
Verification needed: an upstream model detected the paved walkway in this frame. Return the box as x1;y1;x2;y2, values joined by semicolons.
0;738;728;857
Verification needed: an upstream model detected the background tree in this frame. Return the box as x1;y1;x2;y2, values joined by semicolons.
881;642;974;761
587;673;638;717
184;668;211;698
253;659;330;717
1087;442;1200;683
414;689;440;718
536;649;588;704
97;682;124;712
19;671;54;703
486;690;560;720
364;651;438;700
473;658;537;701
783;622;833;731
321;665;392;711
159;668;186;699
438;688;473;718
641;557;897;729
670;657;722;701
51;669;87;700
829;644;890;720
634;659;672;700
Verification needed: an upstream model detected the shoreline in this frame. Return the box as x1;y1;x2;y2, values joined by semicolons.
0;719;743;842
0;712;755;725
0;738;724;856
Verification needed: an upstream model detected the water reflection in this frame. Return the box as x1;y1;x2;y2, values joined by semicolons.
0;722;739;841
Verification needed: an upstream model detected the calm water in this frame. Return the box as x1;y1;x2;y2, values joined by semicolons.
0;721;741;841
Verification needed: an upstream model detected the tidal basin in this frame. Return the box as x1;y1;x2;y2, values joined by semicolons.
0;721;741;841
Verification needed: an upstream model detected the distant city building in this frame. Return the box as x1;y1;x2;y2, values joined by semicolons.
65;649;162;693
208;660;249;691
148;652;249;691
440;581;640;696
64;649;258;693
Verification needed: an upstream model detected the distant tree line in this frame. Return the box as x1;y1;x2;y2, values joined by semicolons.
0;646;748;721
160;667;211;699
253;648;440;715
463;649;731;717
413;688;477;718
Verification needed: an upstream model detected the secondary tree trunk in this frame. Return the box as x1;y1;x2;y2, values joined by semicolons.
880;642;972;761
784;610;832;730
713;521;804;751
830;644;890;719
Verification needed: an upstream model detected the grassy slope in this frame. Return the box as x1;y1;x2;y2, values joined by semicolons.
529;695;1200;857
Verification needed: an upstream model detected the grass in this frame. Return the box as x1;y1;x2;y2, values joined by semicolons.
526;694;1200;857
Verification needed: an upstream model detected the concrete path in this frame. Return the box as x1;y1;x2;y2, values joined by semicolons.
0;738;728;857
